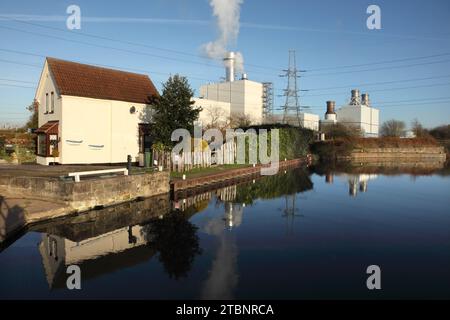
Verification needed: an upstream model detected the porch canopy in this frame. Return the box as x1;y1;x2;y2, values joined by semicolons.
35;121;59;158
35;120;59;134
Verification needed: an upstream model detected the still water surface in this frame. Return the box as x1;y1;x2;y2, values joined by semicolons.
1;165;449;299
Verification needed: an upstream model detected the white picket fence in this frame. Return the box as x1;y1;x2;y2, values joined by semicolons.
170;140;236;173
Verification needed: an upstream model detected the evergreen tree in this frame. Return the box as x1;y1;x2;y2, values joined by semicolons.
150;75;201;147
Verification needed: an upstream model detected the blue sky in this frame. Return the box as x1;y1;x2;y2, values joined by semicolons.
0;0;449;128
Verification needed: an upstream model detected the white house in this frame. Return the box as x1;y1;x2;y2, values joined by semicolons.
34;58;158;165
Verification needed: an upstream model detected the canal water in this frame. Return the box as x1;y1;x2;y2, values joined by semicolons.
1;164;449;299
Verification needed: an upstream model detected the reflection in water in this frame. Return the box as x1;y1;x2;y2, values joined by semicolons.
313;160;448;197
282;194;304;236
2;162;449;299
201;199;240;300
344;174;378;197
142;212;202;280
39;225;152;288
33;168;314;293
35;194;171;288
325;173;378;197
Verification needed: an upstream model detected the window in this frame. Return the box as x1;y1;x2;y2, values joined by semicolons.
45;93;49;114
51;92;55;113
37;134;47;156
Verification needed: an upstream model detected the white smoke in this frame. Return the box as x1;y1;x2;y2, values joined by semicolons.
202;0;245;74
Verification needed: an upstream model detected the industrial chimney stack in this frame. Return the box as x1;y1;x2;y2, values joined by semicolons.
224;51;235;82
362;93;370;107
325;101;337;121
350;89;361;106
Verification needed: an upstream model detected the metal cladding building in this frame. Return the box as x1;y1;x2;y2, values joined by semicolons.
320;89;380;137
194;52;265;127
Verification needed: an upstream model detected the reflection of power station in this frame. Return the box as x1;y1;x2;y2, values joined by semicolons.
347;174;378;197
224;202;244;230
325;173;378;197
201;196;241;299
327;173;378;197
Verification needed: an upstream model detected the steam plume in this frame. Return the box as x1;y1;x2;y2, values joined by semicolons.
202;0;245;73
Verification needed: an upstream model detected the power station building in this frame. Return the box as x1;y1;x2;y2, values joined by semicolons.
320;89;380;137
194;52;265;127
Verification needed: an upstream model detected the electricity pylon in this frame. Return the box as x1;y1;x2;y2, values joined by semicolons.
280;50;306;126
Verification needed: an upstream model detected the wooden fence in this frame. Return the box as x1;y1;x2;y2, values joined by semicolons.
152;140;237;173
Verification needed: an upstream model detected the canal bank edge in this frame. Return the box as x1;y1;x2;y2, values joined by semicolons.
0;171;169;211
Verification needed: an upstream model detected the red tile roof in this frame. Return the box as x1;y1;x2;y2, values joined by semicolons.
46;58;159;104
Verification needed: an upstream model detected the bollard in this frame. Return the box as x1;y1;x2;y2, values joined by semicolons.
127;155;132;172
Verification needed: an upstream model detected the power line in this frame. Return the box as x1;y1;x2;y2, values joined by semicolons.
303;59;450;77
0;24;275;78
0;83;35;89
6;17;450;74
2;51;450;111
6;18;283;72
306;52;450;72
0;50;273;97
300;82;450;98
0;77;36;84
1;62;450;109
0;58;41;68
375;96;450;104
0;48;201;80
5;18;450;79
301;74;450;92
290;98;450;111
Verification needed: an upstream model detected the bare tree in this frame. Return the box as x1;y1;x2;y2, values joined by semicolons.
204;106;227;129
380;119;406;137
411;118;427;137
228;114;252;128
321;122;363;139
24;99;39;130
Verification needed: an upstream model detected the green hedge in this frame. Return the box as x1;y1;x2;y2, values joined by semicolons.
237;125;314;163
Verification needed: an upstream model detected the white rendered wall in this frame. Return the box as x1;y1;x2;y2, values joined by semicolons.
299;113;320;131
193;98;231;127
336;105;379;137
199;79;263;124
60;95;147;164
36;63;62;127
243;80;263;124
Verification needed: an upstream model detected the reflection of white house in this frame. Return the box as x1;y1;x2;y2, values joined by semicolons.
34;58;158;165
39;225;151;288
